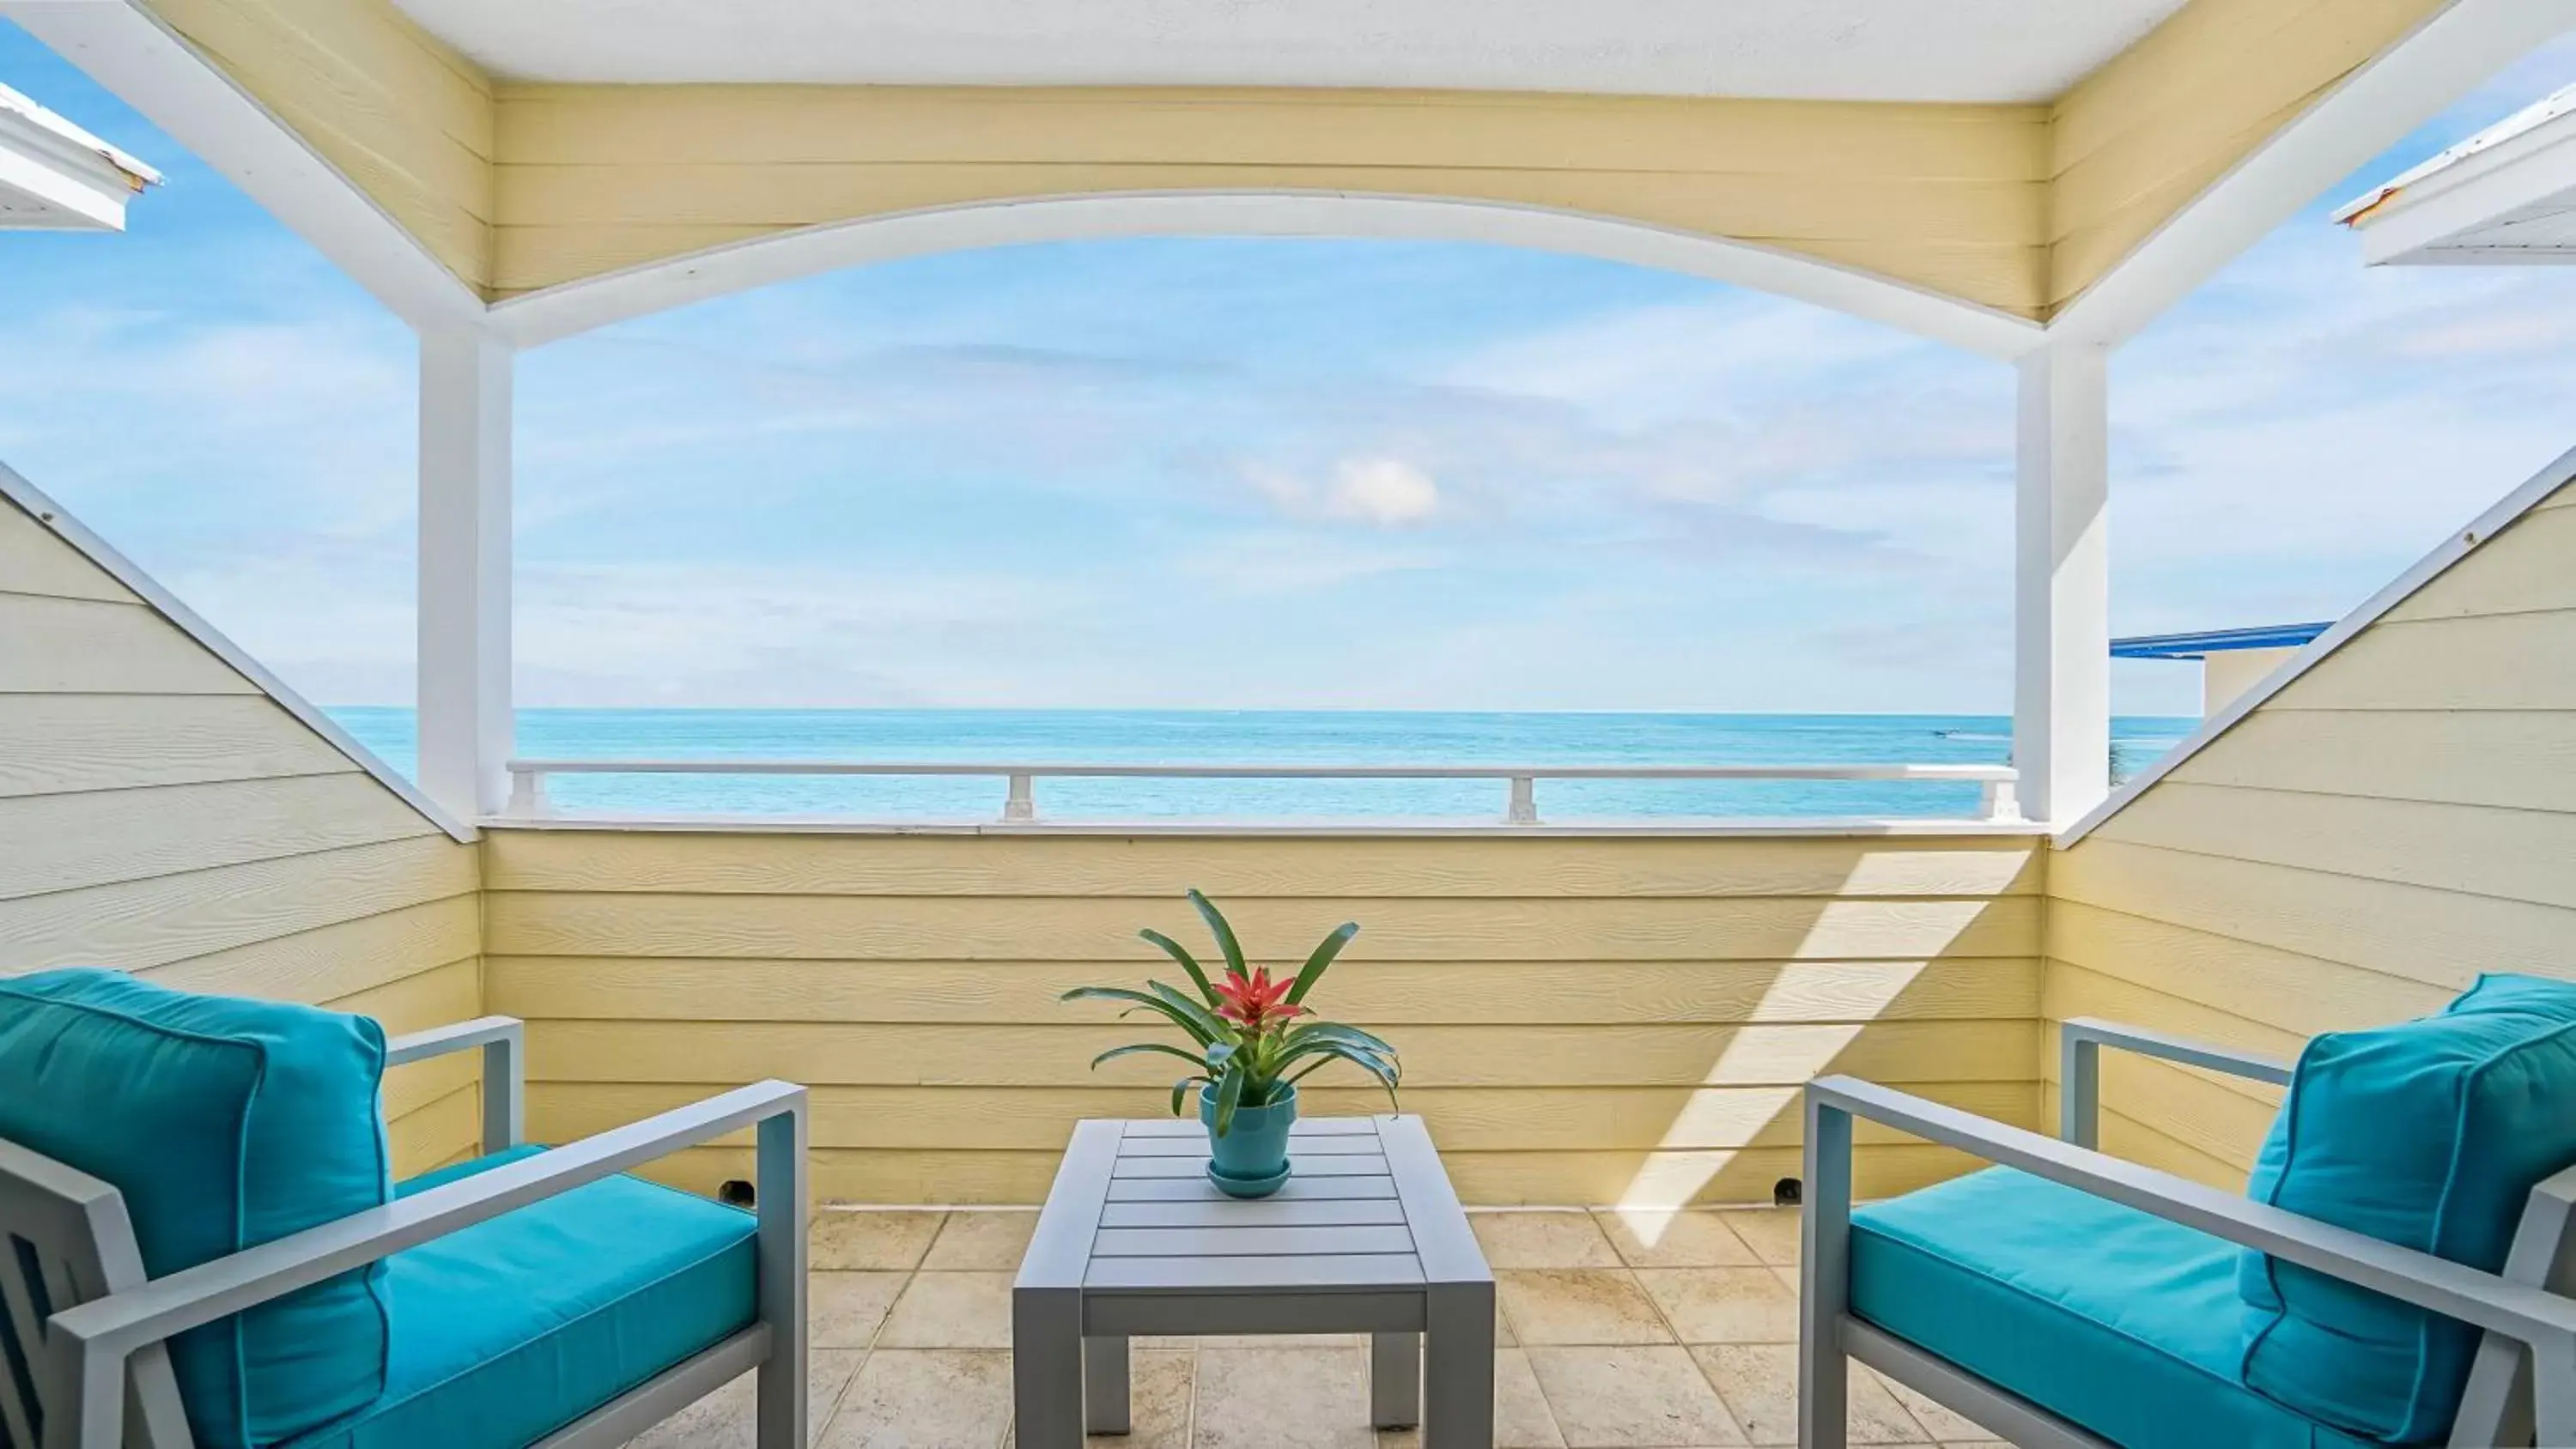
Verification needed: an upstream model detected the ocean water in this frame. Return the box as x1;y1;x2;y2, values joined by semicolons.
327;708;2196;822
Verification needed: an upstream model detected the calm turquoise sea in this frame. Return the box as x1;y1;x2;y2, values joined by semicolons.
325;709;2196;822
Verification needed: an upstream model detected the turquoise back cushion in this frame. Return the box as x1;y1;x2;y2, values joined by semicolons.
0;970;393;1449
2239;973;2576;1443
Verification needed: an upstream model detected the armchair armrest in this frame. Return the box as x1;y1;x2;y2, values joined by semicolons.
1801;1076;2576;1442
43;1080;809;1449
384;1016;525;1155
2057;1016;2292;1149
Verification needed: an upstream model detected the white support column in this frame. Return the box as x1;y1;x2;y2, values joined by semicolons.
2014;343;2111;827
416;325;513;822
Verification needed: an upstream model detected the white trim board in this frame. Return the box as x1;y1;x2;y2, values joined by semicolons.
1;0;482;329
0;461;475;842
2058;441;2576;847
487;190;2048;360
2050;0;2576;345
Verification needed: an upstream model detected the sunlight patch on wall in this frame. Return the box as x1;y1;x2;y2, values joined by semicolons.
1612;890;1965;1239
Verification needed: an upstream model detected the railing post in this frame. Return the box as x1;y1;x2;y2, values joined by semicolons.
1506;775;1539;825
1004;772;1036;823
503;767;547;817
1980;778;2019;822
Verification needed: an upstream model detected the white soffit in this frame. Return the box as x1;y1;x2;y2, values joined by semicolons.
2337;82;2576;264
0;82;157;232
389;0;2189;101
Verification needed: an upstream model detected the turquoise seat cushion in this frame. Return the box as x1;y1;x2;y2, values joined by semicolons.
0;969;391;1449
2239;973;2576;1443
284;1149;758;1449
1852;1167;2372;1449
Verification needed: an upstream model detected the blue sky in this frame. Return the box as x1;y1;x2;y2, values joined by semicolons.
7;26;2576;716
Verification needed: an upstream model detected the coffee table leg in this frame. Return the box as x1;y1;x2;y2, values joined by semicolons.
1013;1286;1083;1449
1371;1332;1421;1428
1084;1335;1132;1434
1423;1282;1496;1449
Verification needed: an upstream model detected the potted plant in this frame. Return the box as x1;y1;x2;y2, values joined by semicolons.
1065;889;1400;1197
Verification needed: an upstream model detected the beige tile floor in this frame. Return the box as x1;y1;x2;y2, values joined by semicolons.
629;1206;2016;1449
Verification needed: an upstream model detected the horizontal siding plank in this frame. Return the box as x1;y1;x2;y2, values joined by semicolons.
2385;503;2576;622
2051;1049;2277;1172
333;957;484;1124
523;1018;2038;1089
2269;612;2576;711
2094;1103;2249;1191
2040;962;2300;1102
489;226;2048;318
141;893;482;1003
2050;837;2576;986
483;891;2038;962
155;0;491;153
0;596;258;694
480;830;2042;900
2168;708;2576;815
2046;898;2453;1028
2089;780;2576;912
384;1052;478;1126
495;87;2046;179
632;1142;1986;1208
2049;0;2337;167
488;955;2039;1026
494;161;2041;245
0;503;138;603
0;834;478;973
387;1082;481;1179
0;773;440;901
326;953;482;1030
526;1080;2038;1155
0;694;357;798
1783;236;2044;315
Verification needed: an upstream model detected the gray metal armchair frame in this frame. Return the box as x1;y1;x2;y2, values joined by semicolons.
0;1015;810;1449
1800;1016;2576;1449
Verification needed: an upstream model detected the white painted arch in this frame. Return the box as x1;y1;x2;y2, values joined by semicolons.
486;190;2050;359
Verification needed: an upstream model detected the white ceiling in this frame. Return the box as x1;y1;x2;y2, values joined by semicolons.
392;0;2190;102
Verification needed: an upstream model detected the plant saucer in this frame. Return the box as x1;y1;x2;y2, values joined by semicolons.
1206;1159;1292;1198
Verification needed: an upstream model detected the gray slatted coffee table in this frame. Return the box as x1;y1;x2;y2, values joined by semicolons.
1013;1115;1495;1447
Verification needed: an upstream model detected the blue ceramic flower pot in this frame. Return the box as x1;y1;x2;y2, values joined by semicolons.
1200;1083;1297;1197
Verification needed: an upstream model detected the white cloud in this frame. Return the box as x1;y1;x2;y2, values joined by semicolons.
1243;456;1443;528
1323;458;1440;525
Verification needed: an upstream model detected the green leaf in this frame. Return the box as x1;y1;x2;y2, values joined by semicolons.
1285;920;1360;1004
1170;1075;1212;1117
1282;1022;1402;1074
1087;1041;1209;1074
1145;980;1234;1046
1212;1058;1247;1137
1061;985;1221;1046
1280;1041;1400;1107
1139;928;1220;1007
1188;888;1249;979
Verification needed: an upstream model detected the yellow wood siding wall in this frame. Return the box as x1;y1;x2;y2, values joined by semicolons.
2043;0;2446;313
143;0;495;293
2044;481;2576;1185
484;86;2050;315
482;828;2043;1204
0;497;485;1173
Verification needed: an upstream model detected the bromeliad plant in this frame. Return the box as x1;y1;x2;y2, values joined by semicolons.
1064;890;1400;1136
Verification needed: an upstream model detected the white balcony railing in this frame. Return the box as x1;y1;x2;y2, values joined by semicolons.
500;759;2022;826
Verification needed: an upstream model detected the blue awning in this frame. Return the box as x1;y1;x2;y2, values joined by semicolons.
2110;622;2331;659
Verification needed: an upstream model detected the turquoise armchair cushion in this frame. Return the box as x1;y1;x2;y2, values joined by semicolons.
2239;973;2576;1443
1852;1167;2372;1449
0;968;392;1449
285;1148;757;1448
